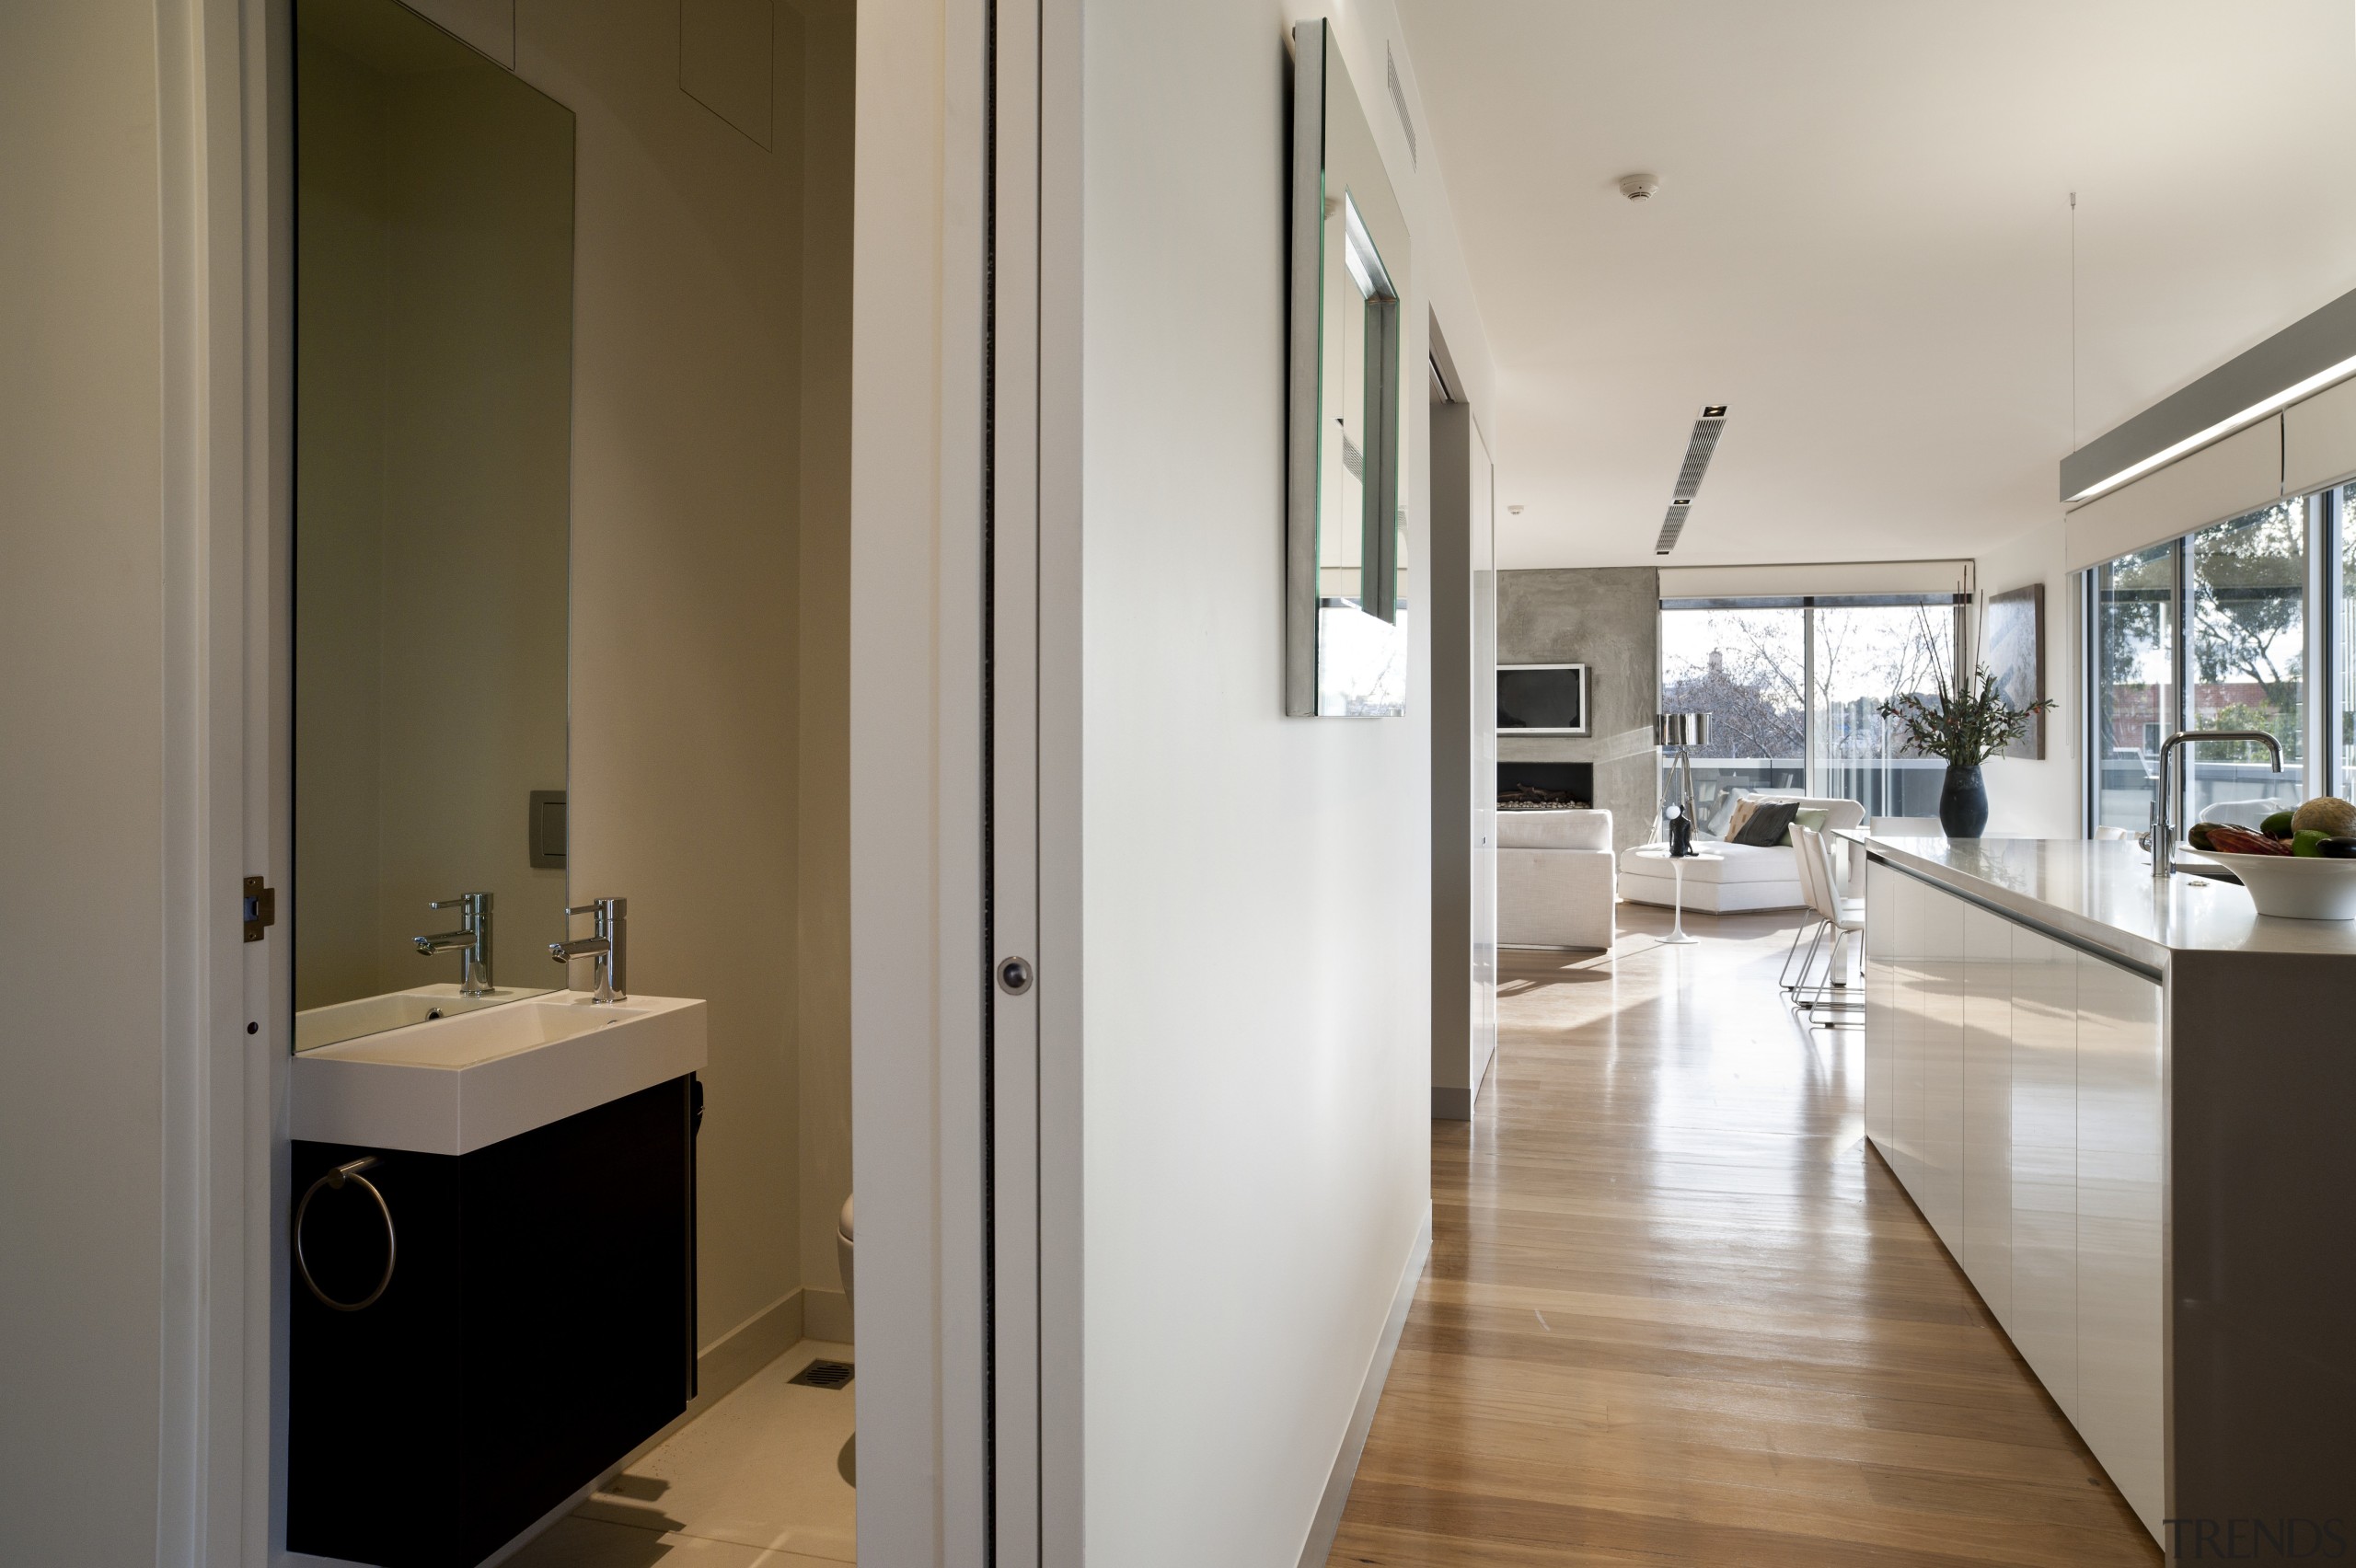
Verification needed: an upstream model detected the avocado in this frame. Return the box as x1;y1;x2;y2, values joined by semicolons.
2188;822;2216;851
2321;837;2356;859
2261;810;2297;839
2293;829;2332;857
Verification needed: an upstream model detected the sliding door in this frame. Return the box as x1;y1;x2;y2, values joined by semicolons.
1810;604;1952;820
1658;605;1804;834
2092;545;2177;834
2187;502;2306;814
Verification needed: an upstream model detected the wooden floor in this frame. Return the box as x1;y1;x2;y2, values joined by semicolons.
1327;904;2160;1568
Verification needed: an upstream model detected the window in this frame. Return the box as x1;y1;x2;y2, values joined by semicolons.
2188;502;2304;816
1812;605;1953;820
2093;543;2176;834
2340;487;2356;790
1659;607;1804;835
1658;598;1958;834
2086;498;2324;838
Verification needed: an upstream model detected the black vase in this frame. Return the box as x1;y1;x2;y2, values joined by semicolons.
1939;762;1988;838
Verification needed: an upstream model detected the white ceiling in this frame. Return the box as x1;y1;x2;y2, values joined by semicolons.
1395;1;2356;570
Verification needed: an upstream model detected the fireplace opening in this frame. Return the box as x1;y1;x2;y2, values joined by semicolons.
1497;762;1594;811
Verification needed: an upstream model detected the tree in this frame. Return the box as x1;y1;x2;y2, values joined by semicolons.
2189;504;2304;763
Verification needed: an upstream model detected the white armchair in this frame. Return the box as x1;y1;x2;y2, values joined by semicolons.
1497;809;1616;951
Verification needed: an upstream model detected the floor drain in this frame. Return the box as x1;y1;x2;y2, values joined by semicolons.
790;1359;855;1389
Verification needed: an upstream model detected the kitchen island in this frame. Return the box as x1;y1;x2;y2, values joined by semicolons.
1851;834;2356;1553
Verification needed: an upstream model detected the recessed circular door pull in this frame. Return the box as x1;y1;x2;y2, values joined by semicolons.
294;1156;398;1312
996;956;1034;996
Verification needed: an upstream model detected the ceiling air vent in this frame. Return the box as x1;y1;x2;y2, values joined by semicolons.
1654;404;1727;556
1386;43;1417;167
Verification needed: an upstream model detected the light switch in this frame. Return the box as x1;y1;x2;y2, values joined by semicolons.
530;790;566;869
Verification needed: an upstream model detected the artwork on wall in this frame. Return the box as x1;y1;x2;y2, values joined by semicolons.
1984;583;2046;759
1286;19;1413;717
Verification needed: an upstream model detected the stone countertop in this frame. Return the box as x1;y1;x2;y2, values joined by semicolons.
1840;833;2356;970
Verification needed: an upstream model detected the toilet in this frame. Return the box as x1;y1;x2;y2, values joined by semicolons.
835;1193;857;1488
836;1194;854;1312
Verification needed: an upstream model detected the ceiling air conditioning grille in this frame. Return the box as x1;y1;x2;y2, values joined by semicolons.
1386;43;1417;167
1655;405;1727;556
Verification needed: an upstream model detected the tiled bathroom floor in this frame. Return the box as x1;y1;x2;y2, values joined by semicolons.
508;1340;857;1568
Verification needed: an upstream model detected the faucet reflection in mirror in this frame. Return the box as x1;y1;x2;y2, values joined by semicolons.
413;892;493;997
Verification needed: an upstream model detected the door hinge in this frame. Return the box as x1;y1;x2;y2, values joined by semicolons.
244;875;276;942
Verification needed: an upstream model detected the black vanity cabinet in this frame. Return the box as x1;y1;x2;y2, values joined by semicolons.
288;1076;698;1568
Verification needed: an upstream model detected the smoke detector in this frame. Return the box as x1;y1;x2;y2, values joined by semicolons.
1617;172;1661;202
1507;504;1524;514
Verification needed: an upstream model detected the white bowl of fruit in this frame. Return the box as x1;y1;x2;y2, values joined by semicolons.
2190;798;2356;919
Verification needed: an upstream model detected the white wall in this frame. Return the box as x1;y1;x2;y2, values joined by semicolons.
0;6;167;1562
513;0;857;1355
1077;2;1488;1561
1978;522;2082;838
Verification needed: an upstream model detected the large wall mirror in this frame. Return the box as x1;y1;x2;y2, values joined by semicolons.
293;0;575;1051
1288;19;1413;718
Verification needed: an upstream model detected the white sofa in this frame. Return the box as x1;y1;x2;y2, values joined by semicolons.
1497;808;1616;950
1618;795;1865;914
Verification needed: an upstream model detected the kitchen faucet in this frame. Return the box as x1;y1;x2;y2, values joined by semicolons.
549;896;628;1004
2153;730;2284;879
413;891;493;996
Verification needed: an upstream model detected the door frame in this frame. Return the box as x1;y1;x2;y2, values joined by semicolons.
152;0;289;1562
987;0;1082;1557
162;0;1077;1559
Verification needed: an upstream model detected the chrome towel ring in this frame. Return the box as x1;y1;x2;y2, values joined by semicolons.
294;1156;397;1312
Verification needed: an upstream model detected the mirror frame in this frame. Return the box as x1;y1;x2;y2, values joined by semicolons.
1287;18;1413;718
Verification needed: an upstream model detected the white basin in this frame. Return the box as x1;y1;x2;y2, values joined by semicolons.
292;991;707;1155
293;982;554;1053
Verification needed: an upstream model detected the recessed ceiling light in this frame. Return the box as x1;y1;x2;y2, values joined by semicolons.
1702;404;1727;418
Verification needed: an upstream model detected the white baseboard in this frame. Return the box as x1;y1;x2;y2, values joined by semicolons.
1295;1206;1432;1568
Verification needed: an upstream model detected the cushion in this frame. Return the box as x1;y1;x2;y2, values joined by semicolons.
1724;797;1761;839
1731;800;1801;847
1497;808;1613;851
1785;805;1831;845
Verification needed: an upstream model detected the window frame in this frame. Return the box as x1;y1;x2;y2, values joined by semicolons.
2080;489;2337;838
1655;593;1964;830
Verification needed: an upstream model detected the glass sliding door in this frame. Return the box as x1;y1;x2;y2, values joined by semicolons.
2187;502;2304;819
2093;543;2177;834
1658;606;1805;836
1811;604;1954;820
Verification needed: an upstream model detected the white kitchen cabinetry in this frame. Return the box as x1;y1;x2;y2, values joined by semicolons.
1862;859;2161;1536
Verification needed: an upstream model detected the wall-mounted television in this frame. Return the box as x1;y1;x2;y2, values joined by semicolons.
1497;663;1588;736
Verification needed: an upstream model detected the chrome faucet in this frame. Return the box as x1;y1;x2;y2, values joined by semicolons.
549;896;627;1004
2153;730;2285;879
413;891;493;996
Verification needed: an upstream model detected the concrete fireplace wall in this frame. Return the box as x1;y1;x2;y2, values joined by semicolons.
1498;568;1659;853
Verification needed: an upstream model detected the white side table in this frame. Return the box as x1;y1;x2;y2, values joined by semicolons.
1630;846;1723;945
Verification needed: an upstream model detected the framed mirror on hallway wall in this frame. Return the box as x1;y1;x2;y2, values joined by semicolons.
1287;18;1413;718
